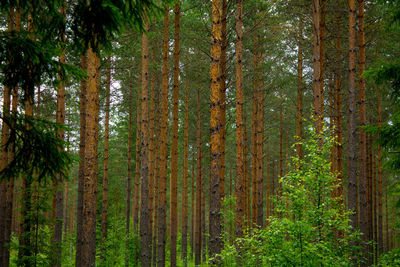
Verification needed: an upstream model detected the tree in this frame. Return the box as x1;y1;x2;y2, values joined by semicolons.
157;7;170;266
209;0;223;258
170;3;181;265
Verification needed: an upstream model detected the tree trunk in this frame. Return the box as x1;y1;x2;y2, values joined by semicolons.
377;91;383;255
18;14;35;266
3;7;20;265
235;0;245;238
219;0;227;203
358;0;370;260
348;0;358;230
312;0;323;133
170;4;180;265
296;17;303;159
256;47;264;227
209;0;222;258
75;53;87;266
52;5;67;266
157;7;170;266
334;7;343;199
320;0;326;119
78;46;101;267
0;7;14;266
195;88;202;266
181;81;189;265
101;56;111;254
125;77;133;267
133;82;141;231
139;21;151;267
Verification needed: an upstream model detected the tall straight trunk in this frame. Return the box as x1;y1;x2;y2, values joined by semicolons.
251;60;258;225
279;95;283;193
357;0;370;257
191;162;195;258
385;183;389;251
334;7;343;199
76;54;87;265
148;47;156;266
52;5;67;266
377;92;383;255
157;7;170;266
101;56;111;247
170;4;180;266
77;46;101;267
194;88;202;266
152;65;161;267
181;82;189;264
244;114;250;226
139;21;151;267
133;85;141;230
0;8;13;266
209;0;222;257
125;80;133;267
372;135;377;261
348;0;358;230
296;17;303;159
219;0;227;202
3;8;20;266
256;50;264;227
235;0;245;238
320;0;326;118
18;14;35;266
312;0;323;133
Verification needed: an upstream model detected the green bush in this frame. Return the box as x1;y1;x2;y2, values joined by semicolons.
218;124;362;266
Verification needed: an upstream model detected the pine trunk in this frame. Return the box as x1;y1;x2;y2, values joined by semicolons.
348;0;358;230
52;5;67;266
170;4;180;265
209;0;222;258
181;82;189;265
78;47;100;267
312;0;323;133
139;22;151;267
0;8;13;266
358;0;370;260
296;17;303;159
75;54;87;265
195;88;202;266
157;7;170;266
235;0;245;237
377;92;383;255
220;0;227;202
125;78;133;267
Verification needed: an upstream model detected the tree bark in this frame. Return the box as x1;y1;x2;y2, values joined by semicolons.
170;4;180;266
312;0;323;133
181;81;189;265
219;0;227;202
0;8;14;266
348;0;358;230
78;46;101;267
209;0;222;258
125;75;133;267
157;7;170;267
75;53;87;266
235;0;245;238
52;5;67;266
296;17;303;159
195;88;202;266
377;91;383;255
139;21;151;267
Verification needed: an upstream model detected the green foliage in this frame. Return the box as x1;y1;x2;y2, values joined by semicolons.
0;114;75;183
72;0;160;53
378;248;400;266
218;124;361;266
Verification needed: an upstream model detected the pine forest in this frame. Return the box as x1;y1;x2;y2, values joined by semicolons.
1;0;400;266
